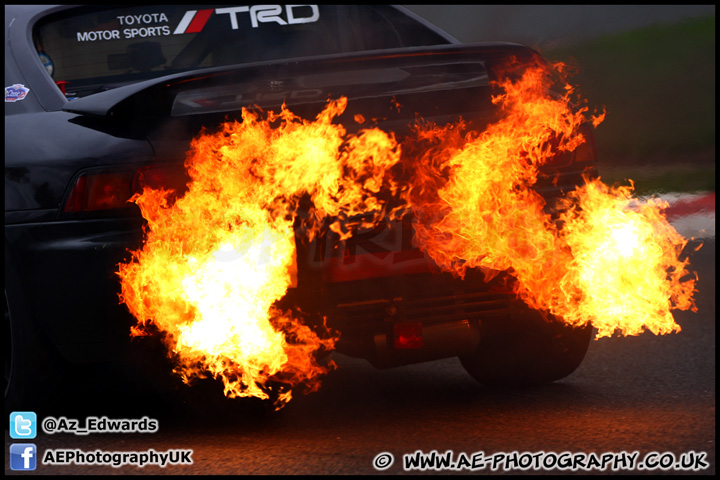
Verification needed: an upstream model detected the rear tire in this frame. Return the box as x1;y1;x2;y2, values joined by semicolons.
459;300;593;387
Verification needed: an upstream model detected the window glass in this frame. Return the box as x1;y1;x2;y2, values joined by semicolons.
33;5;451;98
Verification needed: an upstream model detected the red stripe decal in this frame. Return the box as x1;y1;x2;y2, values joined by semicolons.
185;9;213;34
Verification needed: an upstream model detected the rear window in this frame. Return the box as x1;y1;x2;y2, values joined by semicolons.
32;5;452;99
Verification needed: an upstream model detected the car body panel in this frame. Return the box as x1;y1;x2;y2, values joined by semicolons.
5;4;596;376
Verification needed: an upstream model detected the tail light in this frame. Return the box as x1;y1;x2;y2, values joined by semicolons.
63;170;135;213
132;164;189;198
62;164;188;214
572;123;598;165
542;122;597;168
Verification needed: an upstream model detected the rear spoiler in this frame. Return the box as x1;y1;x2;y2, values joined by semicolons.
62;43;543;119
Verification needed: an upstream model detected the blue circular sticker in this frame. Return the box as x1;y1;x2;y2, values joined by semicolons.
39;52;54;77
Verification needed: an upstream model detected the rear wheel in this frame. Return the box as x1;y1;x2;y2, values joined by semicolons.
459;300;593;387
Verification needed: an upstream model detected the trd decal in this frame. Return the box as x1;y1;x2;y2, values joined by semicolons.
175;5;320;34
173;9;214;34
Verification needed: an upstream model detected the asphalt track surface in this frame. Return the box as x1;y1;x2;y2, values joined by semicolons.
5;235;714;475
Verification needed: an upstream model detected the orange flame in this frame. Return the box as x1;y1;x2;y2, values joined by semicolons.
118;97;403;408
553;179;697;337
406;63;697;338
118;61;698;406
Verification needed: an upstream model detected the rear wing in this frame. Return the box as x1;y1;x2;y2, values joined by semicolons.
62;43;544;120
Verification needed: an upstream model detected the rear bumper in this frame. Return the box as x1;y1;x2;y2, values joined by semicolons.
5;216;145;363
4;159;597;367
308;163;599;367
320;269;517;368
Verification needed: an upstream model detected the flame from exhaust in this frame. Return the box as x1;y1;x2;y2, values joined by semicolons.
407;64;697;338
554;180;697;337
118;61;698;407
118;97;403;408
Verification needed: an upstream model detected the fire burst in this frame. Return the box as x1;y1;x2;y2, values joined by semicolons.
117;97;403;408
117;62;697;406
407;65;697;338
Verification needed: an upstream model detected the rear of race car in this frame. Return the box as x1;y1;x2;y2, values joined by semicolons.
5;4;598;411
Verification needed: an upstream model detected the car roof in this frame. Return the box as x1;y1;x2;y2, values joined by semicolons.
5;5;460;114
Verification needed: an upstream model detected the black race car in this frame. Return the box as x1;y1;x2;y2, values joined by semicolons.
5;4;597;412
